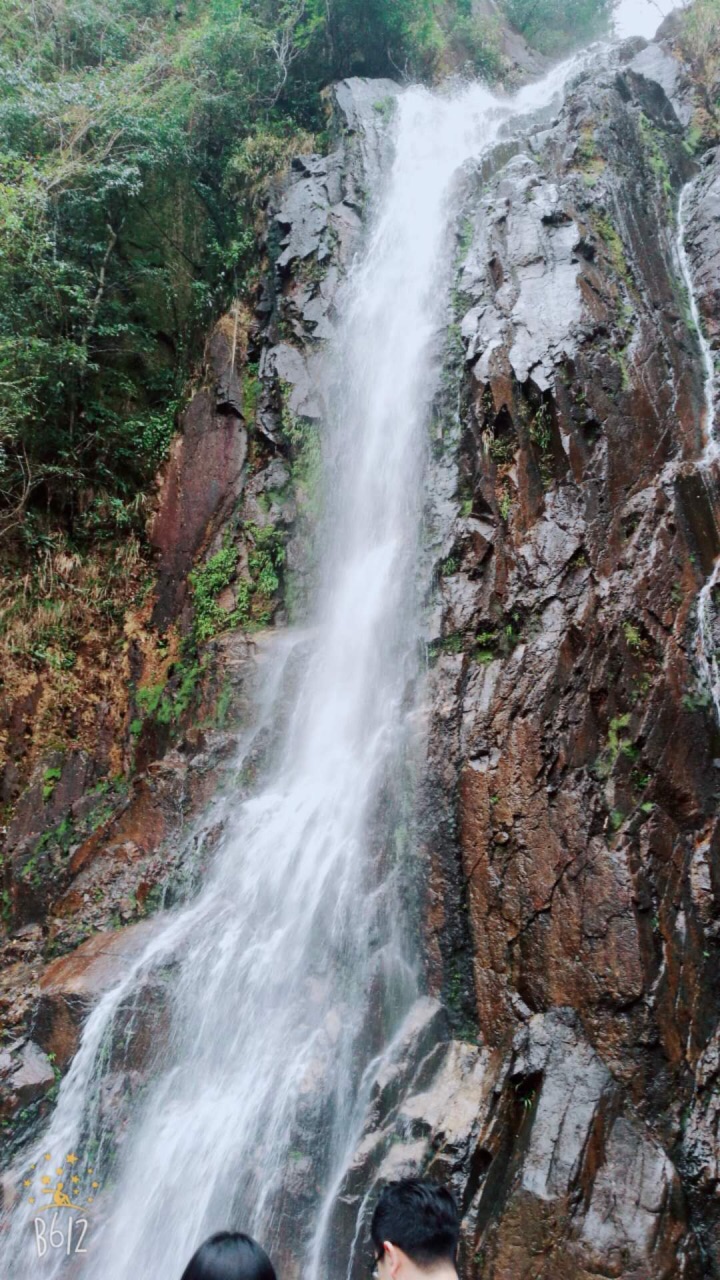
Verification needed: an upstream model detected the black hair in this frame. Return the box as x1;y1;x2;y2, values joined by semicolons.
370;1179;459;1270
179;1232;278;1280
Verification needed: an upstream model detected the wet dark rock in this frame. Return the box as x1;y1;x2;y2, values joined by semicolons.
321;998;488;1279
629;41;696;128
4;750;118;931
460;156;585;392
327;1005;691;1279
262;343;325;419
0;1040;55;1116
258;78;400;438
412;28;720;1278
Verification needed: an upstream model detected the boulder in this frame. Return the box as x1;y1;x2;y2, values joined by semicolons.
0;1039;55;1117
32;919;163;1070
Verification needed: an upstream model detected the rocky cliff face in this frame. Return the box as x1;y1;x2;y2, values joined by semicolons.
314;21;720;1280
411;22;720;1279
3;15;720;1280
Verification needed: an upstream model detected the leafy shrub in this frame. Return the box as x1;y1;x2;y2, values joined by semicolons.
0;0;618;544
678;0;720;141
501;0;612;54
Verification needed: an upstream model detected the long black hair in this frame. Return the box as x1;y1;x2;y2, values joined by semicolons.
179;1232;278;1280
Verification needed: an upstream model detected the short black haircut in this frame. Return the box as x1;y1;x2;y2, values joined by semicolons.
179;1232;277;1280
370;1179;459;1270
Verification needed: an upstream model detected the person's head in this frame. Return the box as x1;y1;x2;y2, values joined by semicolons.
370;1179;459;1280
179;1232;277;1280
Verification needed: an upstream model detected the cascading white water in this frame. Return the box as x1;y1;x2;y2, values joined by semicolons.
676;180;720;722
677;182;718;464
697;567;720;725
1;62;586;1280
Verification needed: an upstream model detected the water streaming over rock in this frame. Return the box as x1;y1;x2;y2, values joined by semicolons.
677;182;718;462
1;62;586;1280
677;179;720;723
696;570;720;725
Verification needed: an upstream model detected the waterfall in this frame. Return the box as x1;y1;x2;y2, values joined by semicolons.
677;180;720;722
696;566;720;725
1;61;585;1280
677;182;717;463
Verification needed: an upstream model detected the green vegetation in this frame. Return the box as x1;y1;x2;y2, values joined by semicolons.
529;402;552;453
593;214;631;283
373;96;397;120
42;765;62;801
132;658;204;741
612;345;631;391
631;671;651;704
474;630;498;664
287;418;322;520
638;112;673;202
682;688;712;712
427;632;465;662
678;0;720;142
0;0;477;543
488;432;515;464
242;364;262;426
623;620;643;653
189;523;285;643
0;0;618;548
214;678;233;728
472;616;520;664
503;0;612;55
596;712;634;779
126;518;286;748
574;122;606;185
190;541;244;645
17;779;123;895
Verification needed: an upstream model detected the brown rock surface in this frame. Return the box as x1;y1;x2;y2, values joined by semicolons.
149;327;247;630
417;30;720;1277
33;918;161;1069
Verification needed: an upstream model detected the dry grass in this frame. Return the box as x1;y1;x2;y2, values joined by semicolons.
0;535;154;811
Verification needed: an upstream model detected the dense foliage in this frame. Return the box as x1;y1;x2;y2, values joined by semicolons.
678;0;720;141
0;0;480;542
0;0;613;546
0;0;294;542
503;0;612;55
